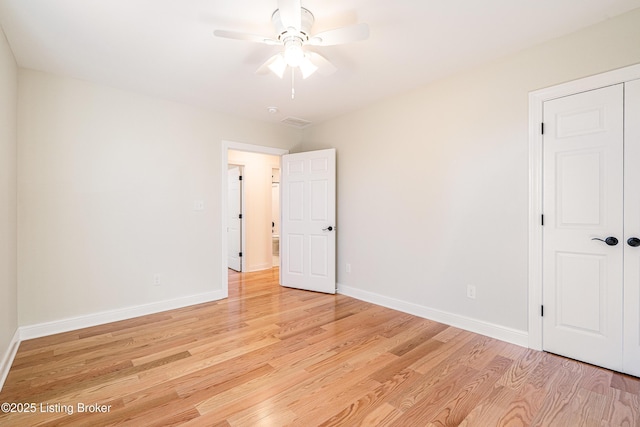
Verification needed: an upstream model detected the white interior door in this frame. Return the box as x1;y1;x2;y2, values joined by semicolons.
542;84;624;372
227;165;242;272
280;149;336;294
624;79;640;377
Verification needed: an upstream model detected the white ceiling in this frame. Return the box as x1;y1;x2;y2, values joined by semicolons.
1;0;639;126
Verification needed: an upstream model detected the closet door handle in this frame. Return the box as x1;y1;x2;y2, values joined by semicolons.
628;237;640;247
591;237;619;246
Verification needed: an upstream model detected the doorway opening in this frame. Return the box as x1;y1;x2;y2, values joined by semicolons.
227;150;280;273
221;141;289;298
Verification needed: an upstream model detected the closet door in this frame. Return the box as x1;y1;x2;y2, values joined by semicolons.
542;84;624;372
624;79;640;377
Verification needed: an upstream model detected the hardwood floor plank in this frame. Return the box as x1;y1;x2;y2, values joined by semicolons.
427;355;513;426
317;368;421;426
291;378;383;425
494;352;567;427
578;364;614;395
611;372;640;394
359;402;404;426
0;268;638;426
409;330;477;374
457;385;518;426
495;348;545;391
389;364;482;425
529;358;585;426
287;352;397;416
388;323;448;357
601;388;640;426
194;364;312;420
370;339;444;384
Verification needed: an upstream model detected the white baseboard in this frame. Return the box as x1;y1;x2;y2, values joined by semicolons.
19;290;226;341
337;283;528;348
0;329;21;392
246;263;273;273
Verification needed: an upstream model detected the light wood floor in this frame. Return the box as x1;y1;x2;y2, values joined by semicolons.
1;268;639;426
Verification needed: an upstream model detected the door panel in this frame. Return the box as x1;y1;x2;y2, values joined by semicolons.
555;105;606;138
543;84;624;372
556;151;602;226
227;166;242;272
310;180;328;220
287;234;304;274
555;252;605;334
624;79;640;376
310;235;328;277
281;149;336;294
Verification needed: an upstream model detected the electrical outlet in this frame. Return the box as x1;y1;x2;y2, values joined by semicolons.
193;200;205;211
346;263;351;273
154;274;161;286
467;285;476;299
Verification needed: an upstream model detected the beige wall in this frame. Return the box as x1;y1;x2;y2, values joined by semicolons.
17;70;301;326
0;26;18;372
228;150;280;272
302;8;640;333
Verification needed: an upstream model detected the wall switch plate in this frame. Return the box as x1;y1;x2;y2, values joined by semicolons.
467;285;476;299
193;200;205;211
346;263;351;273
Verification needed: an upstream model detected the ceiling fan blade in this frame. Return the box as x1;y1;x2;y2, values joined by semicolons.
308;23;370;46
256;54;287;78
213;29;279;45
277;0;301;30
307;52;337;76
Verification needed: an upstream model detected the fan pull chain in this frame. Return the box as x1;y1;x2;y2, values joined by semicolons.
291;67;295;99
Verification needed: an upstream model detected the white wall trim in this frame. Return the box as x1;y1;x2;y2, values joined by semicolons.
528;62;640;351
18;290;225;341
0;329;20;391
221;140;288;297
338;283;528;348
246;263;274;273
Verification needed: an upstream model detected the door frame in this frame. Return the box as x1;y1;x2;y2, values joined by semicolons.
221;140;289;297
528;63;640;350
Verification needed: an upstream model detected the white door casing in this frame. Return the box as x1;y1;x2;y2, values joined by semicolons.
280;149;336;294
227;165;242;272
624;79;640;377
221;141;289;299
531;65;640;377
542;84;624;372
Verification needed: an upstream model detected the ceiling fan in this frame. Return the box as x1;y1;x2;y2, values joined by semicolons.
213;0;369;81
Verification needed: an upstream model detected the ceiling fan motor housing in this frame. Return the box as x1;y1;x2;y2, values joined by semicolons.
272;7;315;40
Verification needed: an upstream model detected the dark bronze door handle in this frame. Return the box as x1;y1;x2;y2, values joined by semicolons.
628;237;640;247
591;237;618;246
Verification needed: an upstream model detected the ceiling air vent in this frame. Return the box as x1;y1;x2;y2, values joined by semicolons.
281;116;311;128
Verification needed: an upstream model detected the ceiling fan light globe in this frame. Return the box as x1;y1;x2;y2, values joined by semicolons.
284;41;305;67
299;56;319;79
267;54;287;78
